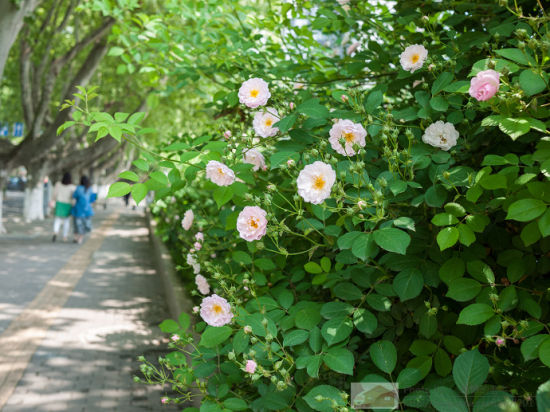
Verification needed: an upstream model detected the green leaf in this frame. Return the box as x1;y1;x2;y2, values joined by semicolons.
283;330;309;347
446;278;482;302
303;385;345;412
132;158;149;171
432;72;454;95
538;209;550;237
274;114;297;133
521;335;550;361
506;199;546;222
430;387;469;412
297;98;329;118
432;213;459;226
452;349;490;395
457;224;476;246
131;183;148;205
365;90;383;113
323;347;354;375
430;96;449;112
443;80;470;93
321;317;353;346
495;48;535;65
108;46;125;56
472;391;512;412
304;262;323;274
499;117;530;140
437;227;459;251
118;170;139;182
223;398;248;411
150;171;168;186
369;340;397;374
434;348;452;377
320;257;331;272
232;250;252;265
213;186;233;208
353;308;378;334
539;339;550;367
159;319;179;333
457;303;494;325
397;368;424;389
519;69;547;96
392;268;423;301
537;381;550;412
439;257;465;284
351;232;378;260
373;227;411;255
128;111;146;125
337;231;362;249
107;182;131;198
199;326;233;348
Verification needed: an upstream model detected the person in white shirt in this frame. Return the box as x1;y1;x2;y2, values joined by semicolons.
51;172;76;242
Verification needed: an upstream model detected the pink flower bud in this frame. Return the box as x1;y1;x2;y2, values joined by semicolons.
161;397;168;404
286;159;295;167
223;130;232;139
357;200;366;209
245;360;257;374
193;306;199;314
194;242;202;250
289;102;295;110
171;334;180;342
495;337;505;347
341;94;349;102
244;325;252;334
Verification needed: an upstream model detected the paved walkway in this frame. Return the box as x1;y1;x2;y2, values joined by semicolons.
0;205;180;411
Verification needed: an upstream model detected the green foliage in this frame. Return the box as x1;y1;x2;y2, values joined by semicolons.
65;0;550;409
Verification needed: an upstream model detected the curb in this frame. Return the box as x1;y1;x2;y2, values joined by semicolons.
145;210;202;408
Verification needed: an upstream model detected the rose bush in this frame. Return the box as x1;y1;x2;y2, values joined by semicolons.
60;0;550;410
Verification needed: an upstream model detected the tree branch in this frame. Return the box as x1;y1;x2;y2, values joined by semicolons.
19;34;35;130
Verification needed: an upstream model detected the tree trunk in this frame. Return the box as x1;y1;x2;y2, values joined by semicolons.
0;171;7;234
22;163;47;222
0;0;42;80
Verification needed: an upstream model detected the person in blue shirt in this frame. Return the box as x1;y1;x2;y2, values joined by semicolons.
72;176;96;244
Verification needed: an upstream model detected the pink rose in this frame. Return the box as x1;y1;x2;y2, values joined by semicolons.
236;206;267;242
245;360;257;374
469;70;500;101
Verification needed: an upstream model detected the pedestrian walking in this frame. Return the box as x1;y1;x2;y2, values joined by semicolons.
72;176;96;244
51;172;75;242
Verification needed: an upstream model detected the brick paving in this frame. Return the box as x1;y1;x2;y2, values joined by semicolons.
0;202;181;411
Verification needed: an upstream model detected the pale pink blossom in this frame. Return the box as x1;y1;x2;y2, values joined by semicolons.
297;161;336;204
171;334;180;342
496;337;506;347
190;248;195;253
194;242;202;250
161;397;168;404
200;294;233;326
243;148;266;171
195;274;210;294
193;306;199;314
245;360;257;374
422;121;459;151
469;69;500;101
206;160;235;186
223;130;232;139
186;253;201;275
181;210;194;230
238;78;270;108
253;107;279;138
329;119;367;156
400;44;428;73
237;206;268;241
357;200;367;209
210;253;217;259
289;102;295;110
195;232;204;241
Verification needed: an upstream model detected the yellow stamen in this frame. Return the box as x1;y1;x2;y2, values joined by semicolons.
343;132;355;143
218;168;225;175
411;54;420;64
212;304;223;314
249;218;258;229
265;118;273;127
250;89;259;98
313;175;326;190
440;135;447;144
